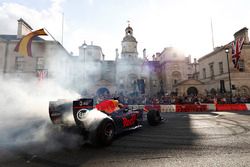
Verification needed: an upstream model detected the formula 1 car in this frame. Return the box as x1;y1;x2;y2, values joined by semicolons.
49;98;162;146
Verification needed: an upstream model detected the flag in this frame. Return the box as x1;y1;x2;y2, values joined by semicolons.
231;37;244;69
14;28;47;57
37;70;47;81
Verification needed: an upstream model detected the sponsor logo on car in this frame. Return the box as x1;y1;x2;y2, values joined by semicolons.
122;114;137;127
77;109;88;121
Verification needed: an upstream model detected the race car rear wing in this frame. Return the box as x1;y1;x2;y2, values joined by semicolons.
73;98;94;112
72;98;95;128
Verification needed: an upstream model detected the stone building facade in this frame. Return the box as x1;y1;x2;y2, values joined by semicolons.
69;24;161;97
0;19;161;97
0;18;71;86
156;47;196;96
174;27;250;97
0;19;197;97
197;27;250;96
2;19;249;98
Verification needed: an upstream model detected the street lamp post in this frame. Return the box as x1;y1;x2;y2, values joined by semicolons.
225;48;233;103
82;41;87;95
83;41;87;74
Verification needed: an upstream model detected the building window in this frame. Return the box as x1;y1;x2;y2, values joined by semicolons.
238;60;245;72
202;68;206;79
209;63;214;79
153;80;157;87
194;73;199;80
36;57;44;70
15;57;24;71
128;74;137;89
188;74;193;79
219;62;223;74
173;79;177;85
87;51;92;56
173;64;178;68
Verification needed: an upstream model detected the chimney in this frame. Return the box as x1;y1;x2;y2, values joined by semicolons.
152;54;156;61
194;58;197;63
115;48;119;60
186;54;191;63
234;27;249;43
143;48;146;59
17;18;33;39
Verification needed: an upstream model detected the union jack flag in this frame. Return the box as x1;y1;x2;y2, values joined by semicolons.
37;70;48;81
231;37;244;69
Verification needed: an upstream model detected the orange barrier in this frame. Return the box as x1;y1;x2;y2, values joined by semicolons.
176;104;208;112
215;104;248;111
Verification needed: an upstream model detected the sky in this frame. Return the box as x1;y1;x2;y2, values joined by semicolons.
0;0;250;60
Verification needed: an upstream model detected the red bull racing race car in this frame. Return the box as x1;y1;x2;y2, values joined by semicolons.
49;98;162;146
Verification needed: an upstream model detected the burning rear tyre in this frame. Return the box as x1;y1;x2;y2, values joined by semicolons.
147;110;161;126
95;118;115;146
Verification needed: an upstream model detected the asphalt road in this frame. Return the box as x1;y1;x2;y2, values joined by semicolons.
0;111;249;167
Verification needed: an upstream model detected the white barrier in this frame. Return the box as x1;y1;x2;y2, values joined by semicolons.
128;105;145;110
127;104;250;112
245;104;250;110
204;103;216;111
160;105;176;112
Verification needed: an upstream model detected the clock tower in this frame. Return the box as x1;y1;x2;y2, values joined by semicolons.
121;22;138;60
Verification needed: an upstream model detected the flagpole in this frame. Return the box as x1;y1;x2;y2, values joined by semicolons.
211;18;215;50
3;40;9;74
44;28;59;43
225;48;233;103
61;12;64;45
43;27;71;82
44;28;68;52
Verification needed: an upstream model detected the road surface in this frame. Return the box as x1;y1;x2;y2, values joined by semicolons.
0;111;249;167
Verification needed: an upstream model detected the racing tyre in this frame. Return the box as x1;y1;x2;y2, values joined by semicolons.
147;110;161;126
96;118;115;146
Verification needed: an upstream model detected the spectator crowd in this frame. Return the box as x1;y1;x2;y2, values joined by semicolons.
91;93;250;105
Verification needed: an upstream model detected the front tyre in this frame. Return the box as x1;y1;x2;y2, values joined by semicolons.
147;110;161;126
96;118;115;146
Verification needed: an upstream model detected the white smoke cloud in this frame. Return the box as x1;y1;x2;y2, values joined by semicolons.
77;108;109;131
0;1;89;157
0;77;82;157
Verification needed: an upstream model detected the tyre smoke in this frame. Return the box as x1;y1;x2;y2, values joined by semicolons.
0;78;82;158
78;108;110;131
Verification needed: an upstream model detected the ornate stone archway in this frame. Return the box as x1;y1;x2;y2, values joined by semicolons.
210;88;217;96
187;87;198;96
238;86;250;96
173;79;204;96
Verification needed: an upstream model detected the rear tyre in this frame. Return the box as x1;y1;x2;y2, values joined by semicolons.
147;110;161;126
95;118;115;146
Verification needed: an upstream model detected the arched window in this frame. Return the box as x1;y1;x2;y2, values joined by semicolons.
238;60;245;72
239;86;250;96
172;71;181;85
128;74;138;89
